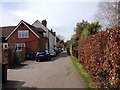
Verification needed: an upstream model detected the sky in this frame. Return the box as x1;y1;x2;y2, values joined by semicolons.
0;0;101;41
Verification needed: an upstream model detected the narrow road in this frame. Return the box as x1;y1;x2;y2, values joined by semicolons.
3;51;86;89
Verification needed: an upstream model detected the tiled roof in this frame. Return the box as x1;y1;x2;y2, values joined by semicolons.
36;28;46;32
4;20;48;40
0;26;16;37
33;20;56;37
23;20;47;38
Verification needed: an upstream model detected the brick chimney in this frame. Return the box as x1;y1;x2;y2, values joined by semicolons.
51;29;53;32
53;32;56;36
42;20;47;27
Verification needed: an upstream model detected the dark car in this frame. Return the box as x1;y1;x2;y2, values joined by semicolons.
36;50;51;62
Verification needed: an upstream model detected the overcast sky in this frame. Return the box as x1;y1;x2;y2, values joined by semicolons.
0;0;101;41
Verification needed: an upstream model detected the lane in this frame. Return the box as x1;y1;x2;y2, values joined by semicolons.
3;51;86;88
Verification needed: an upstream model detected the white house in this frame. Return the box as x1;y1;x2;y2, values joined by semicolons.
32;20;57;51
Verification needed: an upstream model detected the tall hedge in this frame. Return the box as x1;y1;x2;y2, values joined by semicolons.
78;28;120;88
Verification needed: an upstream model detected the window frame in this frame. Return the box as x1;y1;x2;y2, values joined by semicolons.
15;43;25;51
2;43;8;49
18;30;29;38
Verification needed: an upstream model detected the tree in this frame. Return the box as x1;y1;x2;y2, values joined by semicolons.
94;1;120;28
74;20;101;41
89;22;102;34
74;20;89;41
56;35;64;48
56;35;64;42
65;20;101;52
64;40;70;49
64;36;76;49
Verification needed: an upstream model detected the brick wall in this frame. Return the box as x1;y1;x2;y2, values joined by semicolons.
78;28;120;88
7;24;47;60
8;25;39;52
38;38;48;50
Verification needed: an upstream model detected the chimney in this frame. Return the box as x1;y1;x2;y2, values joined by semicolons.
53;32;56;36
42;20;47;27
51;29;53;32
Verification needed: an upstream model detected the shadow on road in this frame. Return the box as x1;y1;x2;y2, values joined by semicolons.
2;80;38;89
2;80;25;88
9;63;28;70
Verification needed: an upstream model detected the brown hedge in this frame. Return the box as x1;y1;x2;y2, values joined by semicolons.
78;28;120;88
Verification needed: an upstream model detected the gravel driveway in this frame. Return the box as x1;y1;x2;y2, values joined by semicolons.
3;51;86;89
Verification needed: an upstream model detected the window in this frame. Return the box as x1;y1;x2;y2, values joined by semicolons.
2;43;8;49
15;43;25;51
18;30;29;38
5;45;7;48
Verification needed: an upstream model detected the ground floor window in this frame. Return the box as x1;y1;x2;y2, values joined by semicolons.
15;43;25;51
2;43;8;49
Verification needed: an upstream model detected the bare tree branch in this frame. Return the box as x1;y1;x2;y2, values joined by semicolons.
94;1;120;29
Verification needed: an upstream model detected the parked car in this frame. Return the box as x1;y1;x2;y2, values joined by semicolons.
49;50;56;57
36;50;51;62
56;48;61;55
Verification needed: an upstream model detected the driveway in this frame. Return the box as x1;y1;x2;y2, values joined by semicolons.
3;51;86;89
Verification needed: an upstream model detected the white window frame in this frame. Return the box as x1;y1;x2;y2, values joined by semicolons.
2;43;8;49
18;30;29;38
15;43;25;51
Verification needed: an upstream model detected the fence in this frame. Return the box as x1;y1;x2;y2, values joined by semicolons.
78;27;120;88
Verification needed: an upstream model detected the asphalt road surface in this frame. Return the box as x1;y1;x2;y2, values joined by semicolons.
3;51;86;89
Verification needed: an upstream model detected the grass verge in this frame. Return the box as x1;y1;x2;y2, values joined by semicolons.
70;55;96;90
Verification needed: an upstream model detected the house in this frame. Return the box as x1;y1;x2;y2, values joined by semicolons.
32;20;57;52
5;20;48;60
0;26;16;49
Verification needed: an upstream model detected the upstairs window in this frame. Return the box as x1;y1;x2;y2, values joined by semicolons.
18;30;29;38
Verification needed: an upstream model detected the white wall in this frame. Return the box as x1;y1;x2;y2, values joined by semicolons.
49;32;54;51
32;20;49;38
32;20;56;51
